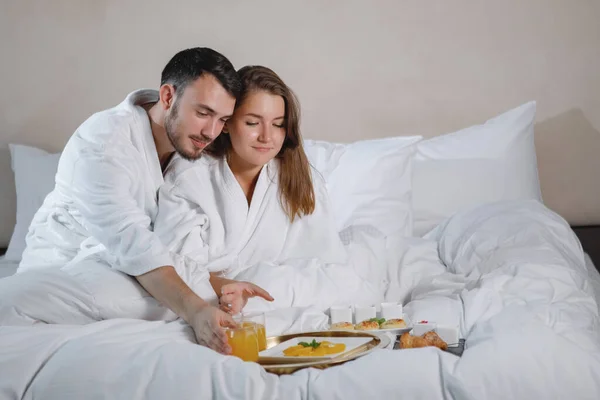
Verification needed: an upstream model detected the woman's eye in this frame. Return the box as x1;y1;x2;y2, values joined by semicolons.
246;121;259;126
274;124;285;128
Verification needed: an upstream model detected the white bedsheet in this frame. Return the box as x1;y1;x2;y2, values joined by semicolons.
1;200;599;399
0;256;18;279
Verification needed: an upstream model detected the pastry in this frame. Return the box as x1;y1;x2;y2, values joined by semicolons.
329;322;355;331
355;320;380;330
400;331;448;350
423;331;448;350
380;318;407;329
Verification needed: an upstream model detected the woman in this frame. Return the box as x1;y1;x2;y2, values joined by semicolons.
155;65;382;322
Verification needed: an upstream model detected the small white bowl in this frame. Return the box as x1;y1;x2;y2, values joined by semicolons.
411;320;437;336
380;302;403;320
329;305;353;324
354;304;376;323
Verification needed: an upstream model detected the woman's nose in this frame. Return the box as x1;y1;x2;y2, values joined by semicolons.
258;126;272;142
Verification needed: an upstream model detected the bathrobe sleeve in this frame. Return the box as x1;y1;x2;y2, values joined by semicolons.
154;182;210;265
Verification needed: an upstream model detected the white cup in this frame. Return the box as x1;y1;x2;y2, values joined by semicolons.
380;302;403;320
354;305;376;323
329;305;353;324
412;320;437;336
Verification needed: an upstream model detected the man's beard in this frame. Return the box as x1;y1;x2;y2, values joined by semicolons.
164;101;205;162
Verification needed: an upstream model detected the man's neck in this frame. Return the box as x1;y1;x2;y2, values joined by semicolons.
145;102;175;172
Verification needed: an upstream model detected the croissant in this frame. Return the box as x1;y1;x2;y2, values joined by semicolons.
400;331;448;351
423;331;448;351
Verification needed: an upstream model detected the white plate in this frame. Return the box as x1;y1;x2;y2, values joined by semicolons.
259;336;373;363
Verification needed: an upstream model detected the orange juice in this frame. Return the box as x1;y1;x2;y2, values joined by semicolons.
255;324;266;351
242;322;267;351
226;325;259;362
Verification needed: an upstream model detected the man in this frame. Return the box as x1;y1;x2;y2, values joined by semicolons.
0;47;272;355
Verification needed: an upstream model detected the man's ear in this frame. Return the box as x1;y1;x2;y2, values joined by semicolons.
158;84;176;110
222;122;230;134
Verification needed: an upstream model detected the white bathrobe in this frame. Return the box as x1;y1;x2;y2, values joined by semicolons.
0;90;184;325
155;155;385;312
19;89;174;276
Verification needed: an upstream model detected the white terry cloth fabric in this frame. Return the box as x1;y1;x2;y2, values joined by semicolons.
0;90;191;326
18;89;174;276
0;200;599;399
154;155;386;311
0;261;179;326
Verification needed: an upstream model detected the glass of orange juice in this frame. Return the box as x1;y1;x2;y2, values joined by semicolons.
224;317;259;362
242;312;267;352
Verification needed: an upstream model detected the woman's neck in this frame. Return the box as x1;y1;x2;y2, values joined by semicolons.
227;152;264;205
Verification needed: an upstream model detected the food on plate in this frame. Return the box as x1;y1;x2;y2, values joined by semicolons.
400;331;448;351
330;316;408;332
355;319;380;330
329;322;355;331
380;318;407;329
283;339;346;357
422;331;448;350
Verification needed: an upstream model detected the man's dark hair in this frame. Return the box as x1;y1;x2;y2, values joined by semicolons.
160;47;241;98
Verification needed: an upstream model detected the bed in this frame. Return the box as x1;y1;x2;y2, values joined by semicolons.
0;102;599;399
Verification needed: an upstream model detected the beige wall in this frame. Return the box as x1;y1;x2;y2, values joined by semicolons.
0;0;599;245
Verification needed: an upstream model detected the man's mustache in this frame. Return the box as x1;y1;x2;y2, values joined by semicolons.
189;134;212;144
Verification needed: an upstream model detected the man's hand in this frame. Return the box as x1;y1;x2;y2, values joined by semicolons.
188;305;237;354
219;281;274;314
136;266;238;354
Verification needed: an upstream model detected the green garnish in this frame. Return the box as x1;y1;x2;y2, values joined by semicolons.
298;339;321;349
369;317;386;326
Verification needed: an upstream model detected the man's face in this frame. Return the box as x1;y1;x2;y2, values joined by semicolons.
164;74;236;161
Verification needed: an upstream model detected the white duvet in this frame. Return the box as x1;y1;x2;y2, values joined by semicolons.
1;200;599;399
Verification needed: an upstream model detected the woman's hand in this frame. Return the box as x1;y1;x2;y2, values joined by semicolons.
219;281;274;314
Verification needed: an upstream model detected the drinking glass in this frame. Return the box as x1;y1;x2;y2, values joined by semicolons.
224;315;259;362
242;311;267;352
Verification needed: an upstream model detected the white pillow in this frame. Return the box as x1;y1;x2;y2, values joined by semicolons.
412;101;542;236
305;136;422;236
5;144;60;261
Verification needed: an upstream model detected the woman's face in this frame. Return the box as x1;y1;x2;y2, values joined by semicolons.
226;90;287;169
